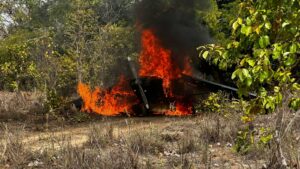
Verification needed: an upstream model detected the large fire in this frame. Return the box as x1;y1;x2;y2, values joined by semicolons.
77;76;136;116
77;29;193;116
139;29;181;96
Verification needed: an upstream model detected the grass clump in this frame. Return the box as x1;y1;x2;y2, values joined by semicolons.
127;128;165;155
86;124;114;149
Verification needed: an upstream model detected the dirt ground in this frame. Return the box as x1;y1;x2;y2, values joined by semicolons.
0;115;272;169
0;92;299;168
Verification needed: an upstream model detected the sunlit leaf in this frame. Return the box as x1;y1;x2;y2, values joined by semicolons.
232;21;239;31
282;21;291;27
259;36;270;48
241;25;252;36
290;43;297;53
247;59;255;67
265;22;271;29
201;51;209;59
284;55;296;66
238;17;243;24
255;26;261;34
242;69;251;78
259;71;269;83
232;69;240;80
246;78;252;87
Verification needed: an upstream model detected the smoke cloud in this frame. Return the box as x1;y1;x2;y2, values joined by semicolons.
135;0;212;68
105;0;213;87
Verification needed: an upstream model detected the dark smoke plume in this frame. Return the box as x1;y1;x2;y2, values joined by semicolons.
135;0;212;68
105;0;213;87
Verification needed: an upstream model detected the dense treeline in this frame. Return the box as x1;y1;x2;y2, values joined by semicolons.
1;0;299;107
0;0;138;95
1;0;238;94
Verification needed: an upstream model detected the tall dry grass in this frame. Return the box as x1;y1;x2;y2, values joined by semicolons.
0;91;46;121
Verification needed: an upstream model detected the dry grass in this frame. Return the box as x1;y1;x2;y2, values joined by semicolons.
0;91;46;121
127;128;165;155
177;130;199;154
0;109;298;168
0;124;31;168
0;124;143;169
85;124;114;149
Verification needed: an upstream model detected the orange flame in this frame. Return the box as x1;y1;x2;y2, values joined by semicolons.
77;76;136;116
76;29;194;116
165;102;193;116
139;29;193;116
139;29;181;96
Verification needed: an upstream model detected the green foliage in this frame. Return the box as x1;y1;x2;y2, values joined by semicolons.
63;0;137;87
290;98;300;111
199;0;300;113
45;89;62;112
92;24;138;85
199;0;300;153
0;30;40;90
200;91;246;117
234;126;273;154
234;127;254;154
199;0;242;43
258;127;273;145
202;92;222;113
0;0;137;114
197;0;224;41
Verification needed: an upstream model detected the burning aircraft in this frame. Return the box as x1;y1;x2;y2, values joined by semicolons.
75;0;256;116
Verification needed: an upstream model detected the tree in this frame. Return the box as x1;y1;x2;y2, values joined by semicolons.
200;0;300;112
199;0;300;166
0;30;37;90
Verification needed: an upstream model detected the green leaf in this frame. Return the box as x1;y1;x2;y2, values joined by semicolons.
253;66;262;74
247;59;255;67
237;17;243;24
263;56;270;66
259;87;267;97
222;51;229;59
259;71;269;83
284;55;296;66
292;83;300;90
272;44;282;60
232;69;240;80
246;17;252;25
202;51;209;59
283;52;290;57
290;43;297;53
274;86;280;93
260;133;273;144
241;25;252;36
219;61;228;70
259;36;270;48
272;52;280;59
213;58;219;65
276;93;283;103
240;58;246;66
289;98;300;111
232;21;239;31
282;21;291;28
246;78;252;87
242;69;251;78
233;41;239;47
241;25;247;34
265;22;271;29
